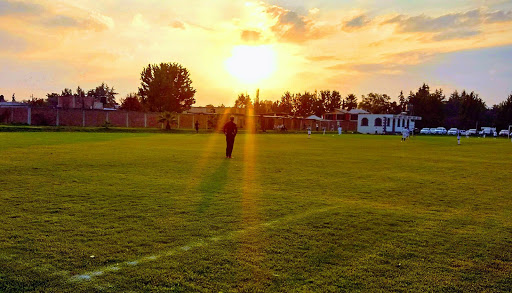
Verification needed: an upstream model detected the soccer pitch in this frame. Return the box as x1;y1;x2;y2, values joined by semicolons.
1;132;511;292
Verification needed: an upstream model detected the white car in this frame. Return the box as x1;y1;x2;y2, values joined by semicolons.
467;129;477;136
459;130;467;136
499;129;509;137
420;128;430;134
435;127;447;135
447;128;458;135
430;128;438;134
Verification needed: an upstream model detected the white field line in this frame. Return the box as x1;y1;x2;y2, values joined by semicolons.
68;205;342;283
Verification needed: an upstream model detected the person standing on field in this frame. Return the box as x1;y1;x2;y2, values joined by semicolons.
457;130;461;145
223;116;238;158
195;120;199;133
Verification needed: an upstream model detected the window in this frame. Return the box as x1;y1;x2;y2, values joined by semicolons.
387;118;391;126
397;119;401;127
336;114;344;120
361;118;369;126
407;119;410;128
375;118;382;126
350;114;358;120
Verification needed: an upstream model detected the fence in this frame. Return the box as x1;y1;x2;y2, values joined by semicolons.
0;107;358;132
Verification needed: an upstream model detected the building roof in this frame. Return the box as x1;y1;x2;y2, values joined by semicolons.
348;109;369;114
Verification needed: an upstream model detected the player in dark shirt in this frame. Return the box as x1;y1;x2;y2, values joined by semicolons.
223;116;238;158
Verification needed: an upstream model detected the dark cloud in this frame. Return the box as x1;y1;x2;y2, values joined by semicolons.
384;9;512;41
344;15;370;30
433;29;481;41
42;15;80;28
0;0;43;16
240;30;261;42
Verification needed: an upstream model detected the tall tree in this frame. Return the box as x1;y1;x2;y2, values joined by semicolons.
293;92;316;117
321;90;342;112
494;93;512;130
138;62;196;112
344;94;358;110
279;92;294;114
358;93;392;114
408;84;445;128
398;91;407;112
234;93;252;109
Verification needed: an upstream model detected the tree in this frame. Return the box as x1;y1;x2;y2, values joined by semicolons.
408;84;445;128
88;83;118;108
158;112;177;130
358;93;392;114
444;90;487;129
293;92;316;117
138;62;196;113
344;94;358;110
61;88;73;96
120;93;143;111
320;90;342;113
279;92;294;114
234;93;252;109
398;91;407;112
75;86;85;98
494;93;512;130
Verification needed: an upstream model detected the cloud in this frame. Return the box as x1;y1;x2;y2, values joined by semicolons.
42;15;79;28
170;21;186;30
0;29;26;52
343;15;370;30
0;0;43;15
433;29;481;41
384;9;512;40
306;55;339;62
265;4;334;43
240;30;261;42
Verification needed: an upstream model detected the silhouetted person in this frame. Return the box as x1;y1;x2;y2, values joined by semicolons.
223;116;238;158
195;120;199;133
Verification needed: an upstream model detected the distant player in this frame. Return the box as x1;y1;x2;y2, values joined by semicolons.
307;125;311;138
457;130;461;145
223;117;237;158
194;120;199;133
401;128;408;142
338;126;342;135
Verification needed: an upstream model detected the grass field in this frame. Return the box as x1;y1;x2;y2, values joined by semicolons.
1;131;512;292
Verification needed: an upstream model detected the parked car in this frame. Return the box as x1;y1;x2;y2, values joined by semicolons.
447;128;458;135
467;129;477;136
420;128;431;134
459;130;467;136
499;129;510;137
479;127;496;136
430;128;438;134
435;127;447;135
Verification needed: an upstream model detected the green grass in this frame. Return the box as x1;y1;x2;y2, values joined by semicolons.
1;132;511;292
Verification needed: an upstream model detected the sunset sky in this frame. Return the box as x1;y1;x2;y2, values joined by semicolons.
1;0;511;106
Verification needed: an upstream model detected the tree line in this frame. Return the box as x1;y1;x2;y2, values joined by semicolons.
9;61;510;130
232;84;512;130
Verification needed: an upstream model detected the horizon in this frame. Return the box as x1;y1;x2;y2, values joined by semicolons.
1;0;512;106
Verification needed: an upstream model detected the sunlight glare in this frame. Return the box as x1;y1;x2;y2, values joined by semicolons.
226;45;276;85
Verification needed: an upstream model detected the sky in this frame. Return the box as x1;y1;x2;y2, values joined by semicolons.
0;0;511;106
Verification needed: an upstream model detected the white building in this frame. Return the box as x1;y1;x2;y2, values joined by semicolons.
357;113;422;134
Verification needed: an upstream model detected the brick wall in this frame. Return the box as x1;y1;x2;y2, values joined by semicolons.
0;106;358;131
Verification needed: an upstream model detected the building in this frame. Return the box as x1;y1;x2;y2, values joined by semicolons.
357;113;422;134
322;108;369;132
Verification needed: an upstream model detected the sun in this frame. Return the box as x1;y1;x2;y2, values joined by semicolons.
225;45;277;85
